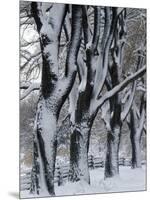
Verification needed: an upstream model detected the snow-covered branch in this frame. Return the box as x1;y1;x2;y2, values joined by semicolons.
92;65;146;115
65;6;83;77
101;102;111;131
92;7;101;54
134;101;146;134
92;8;119;100
121;80;136;121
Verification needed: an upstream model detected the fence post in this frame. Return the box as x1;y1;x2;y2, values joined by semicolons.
88;155;94;169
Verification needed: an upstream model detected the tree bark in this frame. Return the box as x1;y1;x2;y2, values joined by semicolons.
104;72;122;178
69;123;91;183
130;134;142;168
104;126;121;177
129;107;142;168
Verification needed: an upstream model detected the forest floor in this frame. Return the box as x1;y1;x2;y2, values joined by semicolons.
21;165;146;198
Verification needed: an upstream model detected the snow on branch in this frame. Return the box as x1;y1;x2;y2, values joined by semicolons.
101;102;111;131
82;6;92;46
93;65;146;114
94;8;120;100
134;102;146;134
20;82;40;100
121;80;136;121
65;6;83;77
92;7;101;54
117;8;125;15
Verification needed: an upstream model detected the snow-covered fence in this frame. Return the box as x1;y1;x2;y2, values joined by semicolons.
92;157;104;168
20;157;146;191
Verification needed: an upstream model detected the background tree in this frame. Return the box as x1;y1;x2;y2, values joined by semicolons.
102;8;146;178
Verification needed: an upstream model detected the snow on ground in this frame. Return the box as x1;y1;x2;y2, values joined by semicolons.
21;166;146;198
56;166;146;196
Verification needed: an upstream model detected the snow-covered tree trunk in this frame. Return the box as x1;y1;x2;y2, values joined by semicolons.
105;128;121;177
69;123;91;183
104;94;122;177
68;6;102;184
103;9;127;178
68;71;94;183
30;2;83;195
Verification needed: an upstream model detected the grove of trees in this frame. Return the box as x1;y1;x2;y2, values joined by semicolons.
20;1;146;196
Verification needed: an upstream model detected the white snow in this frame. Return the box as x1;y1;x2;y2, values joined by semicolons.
20;165;146;198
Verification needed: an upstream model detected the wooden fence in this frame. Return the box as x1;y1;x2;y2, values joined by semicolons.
20;156;146;191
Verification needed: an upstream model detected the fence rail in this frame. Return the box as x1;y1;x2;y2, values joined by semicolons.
20;156;146;191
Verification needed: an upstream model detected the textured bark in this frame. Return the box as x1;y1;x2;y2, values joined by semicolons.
68;6;101;184
129;97;145;169
105;126;121;177
30;93;59;195
69;87;93;183
69;124;91;183
130;131;142;168
102;9;132;178
104;94;122;177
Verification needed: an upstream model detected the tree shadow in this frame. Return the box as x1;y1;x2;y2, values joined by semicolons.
8;192;19;199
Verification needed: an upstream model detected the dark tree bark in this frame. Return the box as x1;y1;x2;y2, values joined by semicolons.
69;123;91;183
104;101;122;177
128;94;145;169
104;9;126;178
129;107;142;168
68;6;101;183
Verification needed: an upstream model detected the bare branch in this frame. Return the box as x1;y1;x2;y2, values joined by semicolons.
20;51;41;70
20;82;40;100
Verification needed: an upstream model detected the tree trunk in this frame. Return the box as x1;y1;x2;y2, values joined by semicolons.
104;93;122;178
104;126;121;178
129;108;142;168
31;97;58;195
69;123;91;184
30;3;83;195
130;134;141;168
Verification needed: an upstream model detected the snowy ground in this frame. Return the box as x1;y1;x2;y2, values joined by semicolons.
21;166;146;198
